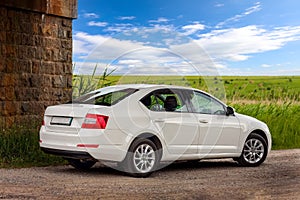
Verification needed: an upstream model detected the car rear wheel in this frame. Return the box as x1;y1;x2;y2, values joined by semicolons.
67;158;96;170
237;133;268;167
122;138;161;177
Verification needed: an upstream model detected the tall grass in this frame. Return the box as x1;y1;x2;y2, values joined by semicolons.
72;64;116;99
187;76;300;103
72;75;300;149
0;125;65;168
1;76;298;168
233;103;300;149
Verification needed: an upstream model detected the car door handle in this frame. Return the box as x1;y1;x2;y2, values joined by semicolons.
154;119;165;123
199;119;209;123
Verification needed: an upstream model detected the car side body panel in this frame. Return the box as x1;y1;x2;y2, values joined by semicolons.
39;84;272;165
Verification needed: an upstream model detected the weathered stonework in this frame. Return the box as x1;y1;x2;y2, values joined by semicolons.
0;0;77;128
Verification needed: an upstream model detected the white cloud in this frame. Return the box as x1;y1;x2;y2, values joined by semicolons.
149;17;170;23
73;23;300;75
215;3;224;7
261;64;271;68
216;2;261;28
73;32;110;59
73;62;109;75
73;31;146;61
181;22;205;35
88;21;108;27
245;2;261;15
149;24;175;33
214;63;227;69
104;23;135;33
118;16;136;20
118;59;142;65
83;13;99;19
168;41;221;74
196;25;300;62
72;30;216;75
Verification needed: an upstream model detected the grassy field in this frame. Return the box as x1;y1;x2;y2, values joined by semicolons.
97;75;300;103
73;75;300;150
1;75;298;168
187;76;300;103
233;103;300;149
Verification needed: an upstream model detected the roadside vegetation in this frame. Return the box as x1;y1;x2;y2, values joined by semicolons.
82;75;300;150
0;74;298;167
0;124;65;168
72;64;116;99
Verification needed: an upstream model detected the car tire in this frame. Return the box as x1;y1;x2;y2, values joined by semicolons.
67;158;96;170
122;138;161;178
237;133;268;167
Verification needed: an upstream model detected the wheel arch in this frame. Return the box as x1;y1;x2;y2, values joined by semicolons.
250;129;269;147
129;132;163;159
237;129;269;166
237;129;269;157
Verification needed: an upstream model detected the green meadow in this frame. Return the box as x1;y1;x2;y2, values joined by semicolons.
73;75;300;150
75;75;299;100
1;75;299;167
99;75;300;103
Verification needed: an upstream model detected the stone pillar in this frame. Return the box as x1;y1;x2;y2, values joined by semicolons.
0;0;77;128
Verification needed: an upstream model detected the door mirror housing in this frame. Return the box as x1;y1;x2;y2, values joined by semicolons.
226;106;235;116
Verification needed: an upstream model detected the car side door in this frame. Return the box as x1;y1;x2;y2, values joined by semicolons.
188;90;242;157
141;89;199;157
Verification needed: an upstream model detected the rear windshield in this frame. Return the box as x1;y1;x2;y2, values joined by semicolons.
73;88;138;106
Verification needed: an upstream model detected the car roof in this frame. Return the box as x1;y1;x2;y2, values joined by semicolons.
88;84;194;94
80;84;227;107
103;84;193;90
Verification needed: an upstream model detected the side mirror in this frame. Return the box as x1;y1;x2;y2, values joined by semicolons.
226;106;235;116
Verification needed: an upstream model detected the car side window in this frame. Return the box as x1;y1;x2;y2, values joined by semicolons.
145;94;165;111
93;89;137;106
141;89;188;112
190;91;226;115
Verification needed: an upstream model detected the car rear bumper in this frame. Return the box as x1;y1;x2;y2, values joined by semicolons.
39;126;130;162
40;147;95;160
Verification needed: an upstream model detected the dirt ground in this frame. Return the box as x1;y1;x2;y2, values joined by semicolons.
0;149;299;200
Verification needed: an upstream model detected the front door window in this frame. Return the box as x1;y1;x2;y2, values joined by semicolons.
190;91;226;115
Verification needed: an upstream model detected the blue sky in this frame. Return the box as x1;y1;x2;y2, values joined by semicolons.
73;0;300;75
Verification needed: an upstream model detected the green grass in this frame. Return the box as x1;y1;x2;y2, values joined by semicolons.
1;75;299;168
77;75;300;103
233;103;300;150
186;76;300;102
0;126;65;168
79;75;300;150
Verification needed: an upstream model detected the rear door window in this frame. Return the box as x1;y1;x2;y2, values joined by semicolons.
141;89;188;112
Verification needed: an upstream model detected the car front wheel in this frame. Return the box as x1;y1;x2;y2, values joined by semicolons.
122;138;161;177
237;133;268;167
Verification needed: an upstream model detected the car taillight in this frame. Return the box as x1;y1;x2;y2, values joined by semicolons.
42;120;45;126
81;114;109;129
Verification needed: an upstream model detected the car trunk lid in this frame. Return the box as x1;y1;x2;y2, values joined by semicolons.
43;104;108;134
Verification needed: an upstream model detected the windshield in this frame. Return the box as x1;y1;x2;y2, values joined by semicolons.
73;88;138;106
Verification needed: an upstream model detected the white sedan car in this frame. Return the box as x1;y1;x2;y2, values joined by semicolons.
40;84;271;177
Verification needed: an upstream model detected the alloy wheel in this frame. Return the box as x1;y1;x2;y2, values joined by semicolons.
243;138;265;164
133;143;156;173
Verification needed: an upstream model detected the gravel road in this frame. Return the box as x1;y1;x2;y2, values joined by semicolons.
0;149;299;200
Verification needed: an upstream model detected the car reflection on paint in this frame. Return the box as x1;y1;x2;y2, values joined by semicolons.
40;84;271;177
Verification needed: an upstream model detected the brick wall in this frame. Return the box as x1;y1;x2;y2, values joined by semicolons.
0;1;77;128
